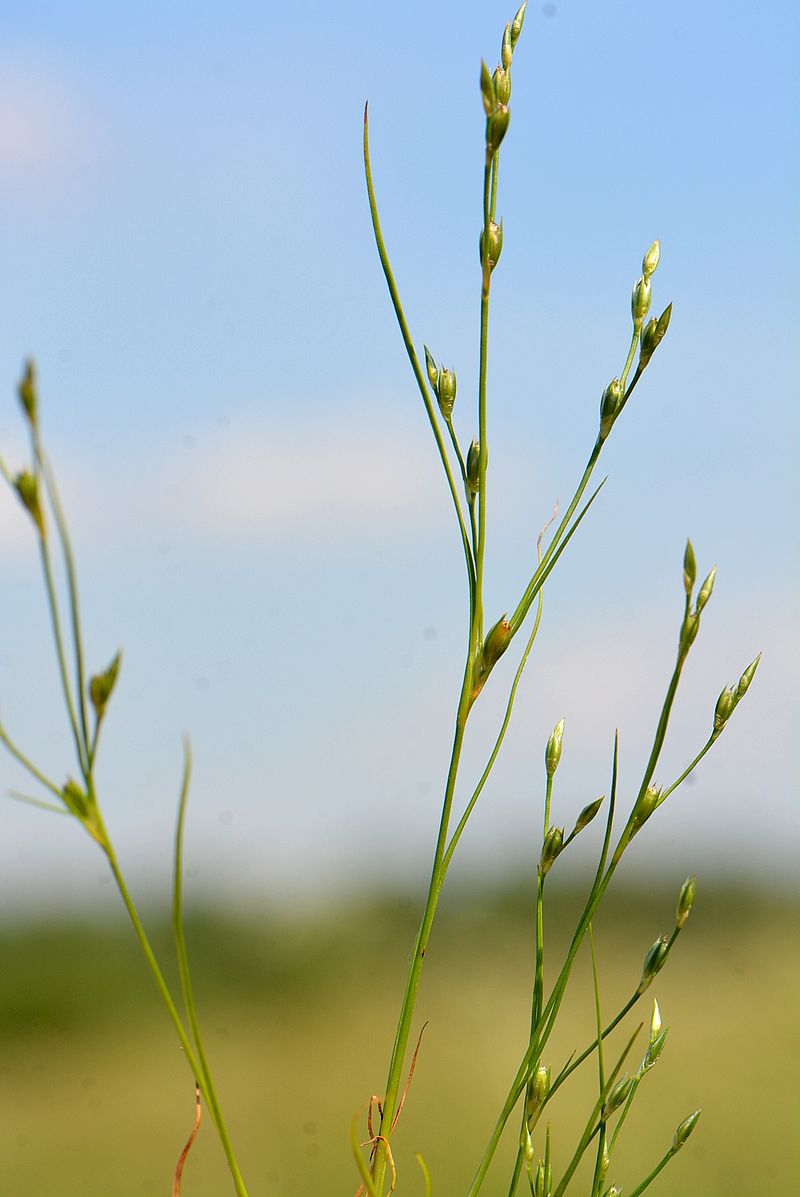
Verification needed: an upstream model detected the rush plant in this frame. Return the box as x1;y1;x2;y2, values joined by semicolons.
1;5;758;1197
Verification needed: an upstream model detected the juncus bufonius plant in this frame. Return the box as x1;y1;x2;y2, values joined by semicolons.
1;5;759;1196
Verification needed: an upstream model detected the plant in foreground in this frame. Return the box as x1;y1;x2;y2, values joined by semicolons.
1;6;759;1197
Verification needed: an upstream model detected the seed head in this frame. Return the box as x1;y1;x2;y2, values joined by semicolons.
683;539;696;595
89;651;122;721
672;1109;702;1151
501;23;513;69
599;378;622;440
540;825;564;877
486;104;511;152
642;239;661;279
638;935;669;992
603;1075;634;1118
631;275;652;324
545;717;565;777
676;875;696;928
480;219;504;270
695;565;717;614
438;367;457;418
736;653;761;699
480;60;495;115
573;795;604;834
510;2;527;50
18;359;37;426
493;64;511;106
713;686;736;733
466;440;481;495
14;470;45;535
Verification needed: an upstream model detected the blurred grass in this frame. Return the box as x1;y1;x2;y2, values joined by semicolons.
2;881;798;1196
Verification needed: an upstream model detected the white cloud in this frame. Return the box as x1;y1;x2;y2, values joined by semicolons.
0;59;97;196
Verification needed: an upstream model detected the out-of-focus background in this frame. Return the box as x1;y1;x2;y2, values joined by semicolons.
0;0;797;1193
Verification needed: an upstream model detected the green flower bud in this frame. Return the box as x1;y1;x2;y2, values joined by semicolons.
545;717;565;777
466;439;481;495
521;1126;535;1165
599;378;622;440
480;60;496;115
573;795;604;834
540;825;564;877
631;782;660;833
89;651;122;721
481;615;512;672
424;345;439;394
642;239;661;280
680;611;700;652
480;219;504;270
683;538;696;595
603;1075;634;1118
438;367;457;418
676;875;696;928
62;778;89;819
631;275;652;324
713;685;736;733
502;22;513;69
18;359;37;426
695;565;717;614
736;652;761;699
14;470;45;535
656;302;672;339
510;2;527;49
493;65;511;106
638;936;669;992
642;1025;669;1073
533;1161;545;1197
486;104;511;152
639;316;659;365
527;1064;550;1120
672;1109;702;1151
650;998;662;1040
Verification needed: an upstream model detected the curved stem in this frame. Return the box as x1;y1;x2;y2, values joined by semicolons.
104;833;249;1197
363;105;475;599
172;739;249;1195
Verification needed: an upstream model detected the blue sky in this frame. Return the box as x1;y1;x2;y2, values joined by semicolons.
0;1;797;917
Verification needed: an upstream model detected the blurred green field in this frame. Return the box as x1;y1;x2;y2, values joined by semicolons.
2;882;798;1196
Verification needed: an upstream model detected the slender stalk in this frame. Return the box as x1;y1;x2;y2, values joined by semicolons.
373;656;474;1196
363;105;475;597
588;925;608;1197
35;532;87;774
476;151;494;637
35;441;91;771
626;1146;677;1197
658;734;715;802
0;726;65;801
172;739;249;1193
103;832;249;1197
442;589;544;872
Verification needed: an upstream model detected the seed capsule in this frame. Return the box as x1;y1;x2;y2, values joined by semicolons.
545;718;565;777
486;104;511;152
676;875;696;928
603;1076;634;1118
736;653;761;698
642;239;661;279
424;346;439;394
695;565;717;613
573;795;604;834
480;60;496;115
540;826;564;877
502;23;513;69
14;470;45;535
438;367;457;418
713;686;736;733
683;539;696;595
480;219;504;270
89;651;122;720
638;936;669;991
510;2;527;49
18;359;37;426
631;782;660;833
631;275;652;323
599;378;622;440
466;439;481;495
672;1109;702;1151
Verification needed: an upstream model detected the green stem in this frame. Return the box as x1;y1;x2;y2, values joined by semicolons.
626;1146;677;1197
172;739;249;1195
442;590;544;872
373;656;474;1196
476;151;493;637
363;105;475;596
35;441;91;773
0;726;65;801
35;533;87;775
103;833;249;1197
658;734;715;803
588;925;608;1197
